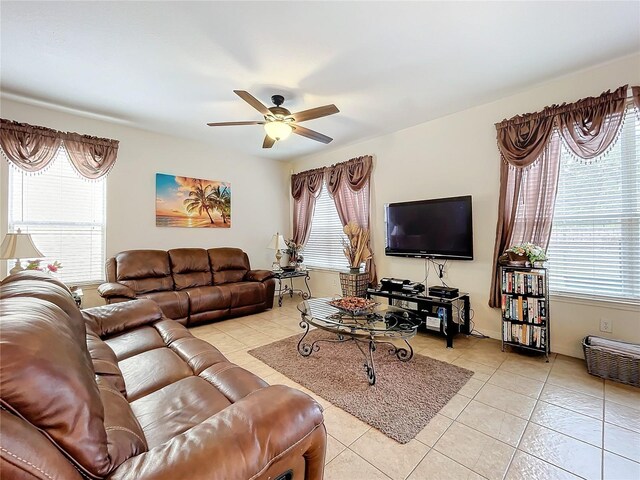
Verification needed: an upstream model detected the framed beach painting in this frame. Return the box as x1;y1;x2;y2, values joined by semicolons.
156;173;231;228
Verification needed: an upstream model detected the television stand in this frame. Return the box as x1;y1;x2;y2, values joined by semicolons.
366;288;470;348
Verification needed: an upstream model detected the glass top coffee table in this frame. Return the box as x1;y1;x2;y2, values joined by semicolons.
297;298;422;385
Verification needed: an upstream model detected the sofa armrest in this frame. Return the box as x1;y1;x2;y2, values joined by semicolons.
245;269;275;282
83;299;164;338
97;282;136;300
109;385;326;480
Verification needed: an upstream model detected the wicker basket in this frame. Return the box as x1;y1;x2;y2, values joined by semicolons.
583;336;640;387
339;271;369;298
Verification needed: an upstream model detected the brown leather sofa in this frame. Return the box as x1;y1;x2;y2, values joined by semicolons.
98;247;276;325
0;271;326;480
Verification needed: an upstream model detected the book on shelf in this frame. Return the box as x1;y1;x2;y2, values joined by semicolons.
501;294;546;323
501;269;545;296
502;320;546;349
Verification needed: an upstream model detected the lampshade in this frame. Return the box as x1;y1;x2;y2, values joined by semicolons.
0;229;44;260
267;232;286;250
264;121;293;141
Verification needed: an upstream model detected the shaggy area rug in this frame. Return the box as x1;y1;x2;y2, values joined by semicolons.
249;330;473;443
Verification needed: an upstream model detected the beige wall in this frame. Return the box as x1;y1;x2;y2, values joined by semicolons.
0;99;291;307
288;54;640;358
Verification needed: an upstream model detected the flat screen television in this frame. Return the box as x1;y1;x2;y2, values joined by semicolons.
385;195;473;260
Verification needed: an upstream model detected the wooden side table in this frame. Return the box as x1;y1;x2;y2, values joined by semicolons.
273;270;311;307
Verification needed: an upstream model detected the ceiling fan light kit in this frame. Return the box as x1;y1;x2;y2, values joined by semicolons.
264;120;293;141
207;90;340;148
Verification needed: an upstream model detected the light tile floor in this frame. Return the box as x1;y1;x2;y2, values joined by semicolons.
190;297;640;480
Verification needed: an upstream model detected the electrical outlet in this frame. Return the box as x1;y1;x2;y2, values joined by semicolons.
600;318;612;333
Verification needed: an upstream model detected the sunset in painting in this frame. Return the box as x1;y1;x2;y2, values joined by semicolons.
156;173;231;228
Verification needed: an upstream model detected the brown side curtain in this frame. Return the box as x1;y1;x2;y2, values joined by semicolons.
632;86;640;121
325;155;377;285
0;118;119;180
489;85;632;308
63;133;119;180
0;119;62;173
291;168;324;245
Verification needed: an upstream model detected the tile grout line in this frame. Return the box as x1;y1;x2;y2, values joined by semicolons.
341;447;394;480
512;379;602;480
199;313;639;478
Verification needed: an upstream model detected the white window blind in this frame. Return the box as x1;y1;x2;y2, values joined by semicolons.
303;183;349;270
8;147;106;285
547;105;640;302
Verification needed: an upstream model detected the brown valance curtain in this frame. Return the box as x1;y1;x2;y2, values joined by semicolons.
325;155;377;284
0;119;119;180
63;133;119;180
291;167;324;246
0;120;62;173
489;85;632;308
633;86;640;121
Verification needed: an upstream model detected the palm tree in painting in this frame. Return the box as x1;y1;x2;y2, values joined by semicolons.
183;181;216;224
210;184;231;224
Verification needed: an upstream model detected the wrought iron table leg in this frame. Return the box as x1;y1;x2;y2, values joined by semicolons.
277;279;284;307
302;273;311;299
382;339;414;361
354;338;377;385
297;320;315;356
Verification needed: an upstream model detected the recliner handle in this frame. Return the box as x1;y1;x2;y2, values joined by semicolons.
274;469;293;480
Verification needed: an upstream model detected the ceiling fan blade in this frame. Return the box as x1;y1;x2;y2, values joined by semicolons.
234;90;271;116
292;125;333;144
291;104;339;123
207;121;265;126
262;135;276;149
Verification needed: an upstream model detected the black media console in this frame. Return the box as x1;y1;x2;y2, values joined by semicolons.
366;288;471;348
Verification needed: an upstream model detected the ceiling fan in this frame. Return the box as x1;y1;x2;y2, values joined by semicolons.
207;90;339;149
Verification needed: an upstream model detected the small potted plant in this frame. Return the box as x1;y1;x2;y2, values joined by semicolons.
284;239;304;270
502;243;547;267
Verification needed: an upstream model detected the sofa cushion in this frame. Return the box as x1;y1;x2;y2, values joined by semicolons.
0;296;145;477
119;348;193;402
131;376;232;449
140;290;189;320
0;275;84;343
116;250;174;294
106;325;167;361
169;248;213;290
228;281;266;308
208;247;250;285
186;285;231;314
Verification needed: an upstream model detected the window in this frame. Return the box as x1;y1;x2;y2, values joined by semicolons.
8;147;106;284
547;105;640;302
303;182;348;270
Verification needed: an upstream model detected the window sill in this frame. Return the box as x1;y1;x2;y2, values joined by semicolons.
550;293;640;312
306;266;345;274
67;281;103;289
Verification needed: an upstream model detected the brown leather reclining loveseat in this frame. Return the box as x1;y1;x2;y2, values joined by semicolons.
0;271;326;479
98;247;276;325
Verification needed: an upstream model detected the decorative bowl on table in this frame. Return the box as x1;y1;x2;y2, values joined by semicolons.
328;296;379;316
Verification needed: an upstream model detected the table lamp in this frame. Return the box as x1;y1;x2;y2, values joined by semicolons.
267;232;286;271
0;228;44;275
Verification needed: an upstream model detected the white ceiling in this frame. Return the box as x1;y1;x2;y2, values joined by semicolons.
1;1;638;161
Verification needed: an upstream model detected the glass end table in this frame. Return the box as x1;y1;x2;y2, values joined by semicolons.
297;298;421;385
273;270;311;306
